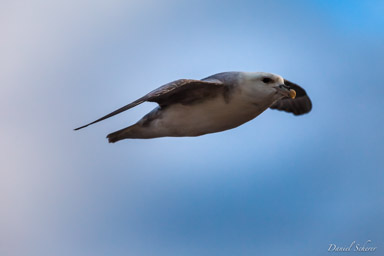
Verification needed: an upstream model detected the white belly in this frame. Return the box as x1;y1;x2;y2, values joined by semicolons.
152;95;270;136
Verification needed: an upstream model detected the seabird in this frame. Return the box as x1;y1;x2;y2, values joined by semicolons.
74;72;312;142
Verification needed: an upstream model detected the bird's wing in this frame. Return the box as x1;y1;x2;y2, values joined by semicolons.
74;79;225;130
269;79;312;115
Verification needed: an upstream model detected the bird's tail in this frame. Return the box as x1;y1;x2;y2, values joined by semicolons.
107;125;137;143
107;124;155;142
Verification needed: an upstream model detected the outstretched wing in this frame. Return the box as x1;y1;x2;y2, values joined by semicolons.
270;79;312;115
74;79;225;130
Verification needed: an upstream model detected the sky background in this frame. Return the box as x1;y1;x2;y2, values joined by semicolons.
1;0;384;256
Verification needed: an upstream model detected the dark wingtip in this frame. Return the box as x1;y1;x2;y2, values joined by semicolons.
73;124;88;131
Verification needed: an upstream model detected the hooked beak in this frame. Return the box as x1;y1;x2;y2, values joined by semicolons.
276;84;296;99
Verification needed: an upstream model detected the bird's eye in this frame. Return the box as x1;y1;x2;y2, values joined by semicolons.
262;77;274;84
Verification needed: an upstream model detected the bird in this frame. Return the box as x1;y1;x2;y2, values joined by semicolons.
74;72;312;143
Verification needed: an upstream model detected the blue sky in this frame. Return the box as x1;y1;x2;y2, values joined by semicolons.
1;1;383;256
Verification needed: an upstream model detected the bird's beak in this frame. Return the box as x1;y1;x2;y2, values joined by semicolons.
276;84;296;99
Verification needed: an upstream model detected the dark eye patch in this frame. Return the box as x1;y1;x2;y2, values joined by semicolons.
262;77;274;84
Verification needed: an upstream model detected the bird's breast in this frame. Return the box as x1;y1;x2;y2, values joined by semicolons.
156;93;271;136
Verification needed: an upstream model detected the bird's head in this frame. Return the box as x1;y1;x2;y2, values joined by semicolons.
242;72;296;100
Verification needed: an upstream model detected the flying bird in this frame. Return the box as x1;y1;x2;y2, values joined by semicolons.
74;72;312;142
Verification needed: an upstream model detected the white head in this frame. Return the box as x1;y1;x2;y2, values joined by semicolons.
241;72;293;102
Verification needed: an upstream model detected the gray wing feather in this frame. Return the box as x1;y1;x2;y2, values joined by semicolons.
74;79;224;130
270;79;312;115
